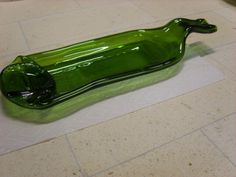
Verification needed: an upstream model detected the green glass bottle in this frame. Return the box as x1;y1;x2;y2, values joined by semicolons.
0;18;217;110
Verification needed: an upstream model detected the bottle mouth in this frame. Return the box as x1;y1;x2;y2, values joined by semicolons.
0;61;56;109
176;18;217;34
193;18;217;33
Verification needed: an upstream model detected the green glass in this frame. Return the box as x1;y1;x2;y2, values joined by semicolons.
0;18;217;110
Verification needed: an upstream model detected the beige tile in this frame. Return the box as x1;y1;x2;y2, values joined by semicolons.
214;7;236;24
185;12;236;49
188;41;236;82
0;49;33;69
68;102;198;175
179;41;236;81
133;0;222;20
0;55;17;73
178;79;236;121
183;40;236;82
203;113;236;166
94;131;236;177
67;79;236;175
21;2;155;49
75;0;128;8
0;23;28;56
207;43;236;76
0;136;82;177
0;0;79;25
205;56;236;82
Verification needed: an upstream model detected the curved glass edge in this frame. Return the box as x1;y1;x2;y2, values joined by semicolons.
1;62;182;123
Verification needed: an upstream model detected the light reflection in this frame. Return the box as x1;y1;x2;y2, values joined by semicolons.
26;73;36;76
138;30;145;32
131;46;140;51
163;27;170;32
42;40;96;55
117;45;124;48
50;56;104;74
179;43;183;51
62;46;108;62
21;91;33;97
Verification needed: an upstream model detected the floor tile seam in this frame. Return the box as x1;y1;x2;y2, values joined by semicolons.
200;129;236;167
65;134;90;177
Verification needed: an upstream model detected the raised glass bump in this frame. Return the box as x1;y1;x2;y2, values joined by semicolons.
0;18;217;110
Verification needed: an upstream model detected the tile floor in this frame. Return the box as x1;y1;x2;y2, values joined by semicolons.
0;0;236;177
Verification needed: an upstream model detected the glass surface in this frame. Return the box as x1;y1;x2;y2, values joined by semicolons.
2;62;182;123
0;18;217;109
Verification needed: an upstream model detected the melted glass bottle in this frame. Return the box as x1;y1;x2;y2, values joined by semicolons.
0;18;217;109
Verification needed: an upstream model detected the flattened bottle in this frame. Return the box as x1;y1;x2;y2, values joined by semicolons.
0;18;217;109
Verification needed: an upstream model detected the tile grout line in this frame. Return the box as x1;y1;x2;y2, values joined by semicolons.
200;129;236;167
17;21;31;50
65;134;89;177
90;112;236;177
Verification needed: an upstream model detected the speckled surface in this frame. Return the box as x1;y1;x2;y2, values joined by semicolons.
0;0;236;177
